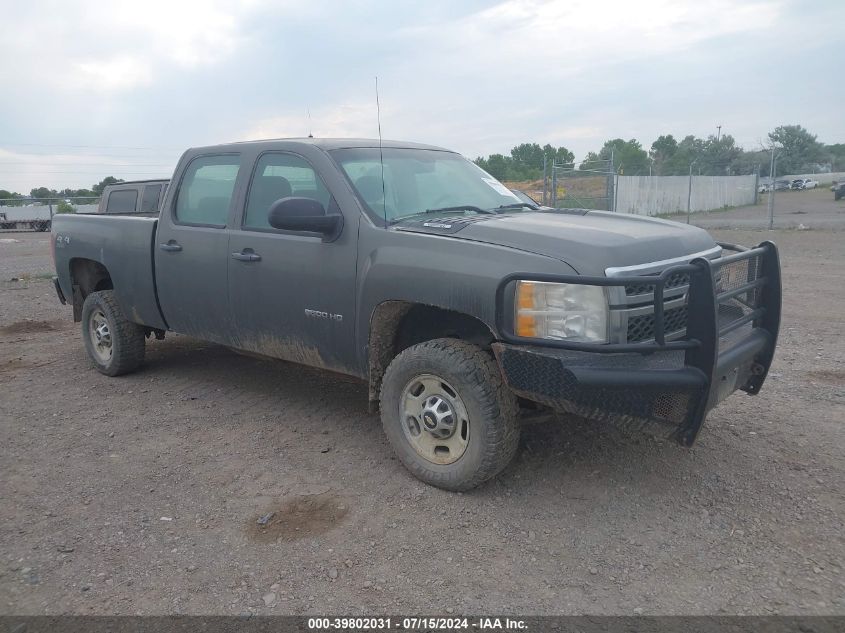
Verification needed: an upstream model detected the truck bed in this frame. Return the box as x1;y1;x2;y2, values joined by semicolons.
52;214;166;330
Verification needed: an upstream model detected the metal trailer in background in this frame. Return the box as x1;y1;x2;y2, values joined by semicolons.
0;204;53;231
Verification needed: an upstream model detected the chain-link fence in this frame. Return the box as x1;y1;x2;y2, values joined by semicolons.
0;197;100;231
546;158;615;210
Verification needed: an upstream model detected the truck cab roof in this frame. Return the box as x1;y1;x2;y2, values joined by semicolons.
190;138;453;154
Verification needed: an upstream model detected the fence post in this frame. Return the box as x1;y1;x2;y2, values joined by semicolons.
551;164;557;207
542;155;547;206
767;150;777;230
610;174;619;213
686;162;695;224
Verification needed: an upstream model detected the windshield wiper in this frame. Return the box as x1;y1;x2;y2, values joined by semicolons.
389;205;496;225
496;202;538;211
424;205;496;215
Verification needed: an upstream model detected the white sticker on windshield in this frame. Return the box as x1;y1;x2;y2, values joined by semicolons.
482;178;520;199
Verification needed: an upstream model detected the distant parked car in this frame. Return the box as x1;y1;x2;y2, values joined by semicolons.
789;179;805;190
773;180;790;191
758;183;771;193
833;180;845;200
801;179;818;190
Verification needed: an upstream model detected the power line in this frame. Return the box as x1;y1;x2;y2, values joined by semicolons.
0;141;183;150
0;172;168;176
0;162;173;167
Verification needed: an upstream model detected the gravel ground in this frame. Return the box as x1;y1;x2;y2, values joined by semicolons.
690;187;845;230
1;225;843;616
0;233;53;280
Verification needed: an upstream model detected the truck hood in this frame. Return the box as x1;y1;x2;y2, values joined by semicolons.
410;210;719;275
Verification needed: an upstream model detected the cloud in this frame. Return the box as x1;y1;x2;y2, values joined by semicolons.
398;0;781;79
244;102;382;141
118;0;244;69
2;0;843;192
0;0;266;95
71;56;154;93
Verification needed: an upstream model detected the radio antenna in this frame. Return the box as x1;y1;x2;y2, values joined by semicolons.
375;76;387;227
307;107;313;138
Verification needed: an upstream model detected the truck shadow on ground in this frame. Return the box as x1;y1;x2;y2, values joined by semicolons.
136;335;743;499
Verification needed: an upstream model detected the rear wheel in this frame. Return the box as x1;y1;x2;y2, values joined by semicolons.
81;290;145;376
380;338;519;491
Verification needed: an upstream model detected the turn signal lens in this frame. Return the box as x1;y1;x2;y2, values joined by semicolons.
517;281;536;310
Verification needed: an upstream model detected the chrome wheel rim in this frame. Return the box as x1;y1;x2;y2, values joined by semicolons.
400;374;469;465
88;309;113;363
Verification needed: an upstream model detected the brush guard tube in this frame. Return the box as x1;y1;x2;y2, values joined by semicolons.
492;241;782;446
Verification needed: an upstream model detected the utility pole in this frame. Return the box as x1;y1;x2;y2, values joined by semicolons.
551;162;557;207
767;147;777;230
716;125;722;142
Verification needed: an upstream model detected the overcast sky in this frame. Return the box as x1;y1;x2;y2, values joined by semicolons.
1;0;842;193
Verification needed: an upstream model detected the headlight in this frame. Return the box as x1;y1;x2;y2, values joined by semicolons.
515;281;609;342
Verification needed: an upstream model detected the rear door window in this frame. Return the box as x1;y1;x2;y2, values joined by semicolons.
140;184;163;213
106;189;138;213
175;155;241;226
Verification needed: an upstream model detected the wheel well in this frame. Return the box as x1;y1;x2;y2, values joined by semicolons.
69;258;113;321
367;301;495;403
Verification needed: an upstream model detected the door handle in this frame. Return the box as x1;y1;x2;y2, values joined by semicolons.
159;242;182;252
231;250;261;262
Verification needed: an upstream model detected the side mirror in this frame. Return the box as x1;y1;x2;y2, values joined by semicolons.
267;197;343;241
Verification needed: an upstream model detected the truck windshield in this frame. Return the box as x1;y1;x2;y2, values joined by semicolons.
330;148;523;224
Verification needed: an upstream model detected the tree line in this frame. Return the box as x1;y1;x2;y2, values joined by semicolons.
474;125;845;181
0;176;124;206
3;125;843;199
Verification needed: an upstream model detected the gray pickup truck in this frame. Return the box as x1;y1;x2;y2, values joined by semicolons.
51;138;781;490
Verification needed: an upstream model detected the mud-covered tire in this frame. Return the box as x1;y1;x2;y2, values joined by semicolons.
380;338;520;491
81;290;145;376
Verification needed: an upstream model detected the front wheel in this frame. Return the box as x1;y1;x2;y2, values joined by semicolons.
380;338;520;491
81;290;146;376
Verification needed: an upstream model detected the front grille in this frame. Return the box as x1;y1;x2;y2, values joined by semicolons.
627;305;688;343
717;254;760;299
606;247;737;345
620;268;692;343
624;271;689;297
715;253;763;347
618;251;764;345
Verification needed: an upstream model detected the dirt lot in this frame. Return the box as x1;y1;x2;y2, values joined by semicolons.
1;225;843;616
692;187;845;231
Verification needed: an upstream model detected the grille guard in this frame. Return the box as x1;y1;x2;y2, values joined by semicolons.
494;241;782;445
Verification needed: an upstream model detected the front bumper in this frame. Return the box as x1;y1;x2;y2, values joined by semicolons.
493;242;782;446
